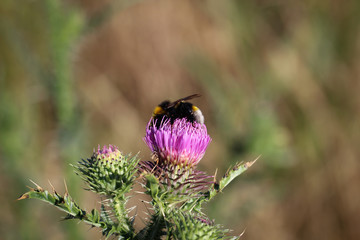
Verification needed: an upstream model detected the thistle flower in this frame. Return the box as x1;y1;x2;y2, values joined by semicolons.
95;144;122;163
20;100;255;240
141;118;213;202
144;118;211;167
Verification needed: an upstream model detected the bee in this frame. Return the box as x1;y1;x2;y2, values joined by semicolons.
152;94;204;127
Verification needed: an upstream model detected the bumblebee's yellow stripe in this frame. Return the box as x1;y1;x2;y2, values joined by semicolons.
153;106;165;116
192;105;199;111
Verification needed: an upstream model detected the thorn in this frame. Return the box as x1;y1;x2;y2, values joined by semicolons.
48;180;56;194
29;179;43;191
25;185;36;191
213;168;218;182
134;191;146;195
246;155;260;168
127;206;136;213
141;201;152;214
17;193;29;200
63;179;69;197
239;228;246;237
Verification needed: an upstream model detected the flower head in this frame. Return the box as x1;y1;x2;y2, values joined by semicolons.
75;145;139;195
94;144;123;165
144;118;211;167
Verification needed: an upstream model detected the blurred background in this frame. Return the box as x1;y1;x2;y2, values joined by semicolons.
1;0;360;239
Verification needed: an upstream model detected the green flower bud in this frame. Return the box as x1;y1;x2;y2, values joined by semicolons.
75;145;139;196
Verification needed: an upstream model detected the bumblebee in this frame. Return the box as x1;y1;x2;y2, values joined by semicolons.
152;94;204;127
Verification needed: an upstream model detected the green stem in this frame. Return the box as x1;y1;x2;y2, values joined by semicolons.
112;194;134;238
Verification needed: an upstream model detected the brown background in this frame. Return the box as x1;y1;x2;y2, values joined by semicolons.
1;0;360;239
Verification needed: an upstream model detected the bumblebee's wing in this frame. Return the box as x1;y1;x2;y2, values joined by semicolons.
167;94;201;109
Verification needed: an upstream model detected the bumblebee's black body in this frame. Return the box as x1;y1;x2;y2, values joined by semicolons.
152;94;204;127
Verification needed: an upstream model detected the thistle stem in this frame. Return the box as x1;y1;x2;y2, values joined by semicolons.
112;194;134;237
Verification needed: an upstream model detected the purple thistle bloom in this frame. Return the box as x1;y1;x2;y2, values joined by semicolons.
94;145;122;162
144;118;211;167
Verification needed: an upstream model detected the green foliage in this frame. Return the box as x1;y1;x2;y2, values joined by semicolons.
18;182;101;229
141;164;211;209
170;210;234;240
20;149;254;239
178;160;257;215
210;159;258;200
74;153;140;196
18;183;130;238
138;159;255;239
